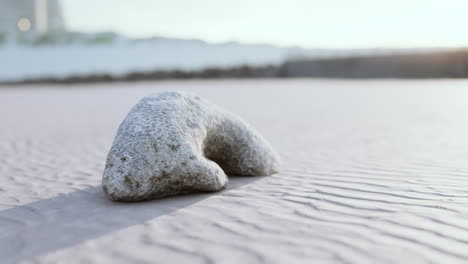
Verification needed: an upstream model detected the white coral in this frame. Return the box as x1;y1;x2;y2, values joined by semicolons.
102;91;280;201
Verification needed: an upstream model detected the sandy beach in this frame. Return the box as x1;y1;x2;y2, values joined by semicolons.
1;79;468;263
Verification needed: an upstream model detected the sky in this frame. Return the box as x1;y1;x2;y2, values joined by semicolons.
61;0;468;49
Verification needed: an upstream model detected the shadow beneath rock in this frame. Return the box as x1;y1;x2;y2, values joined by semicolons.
0;175;265;264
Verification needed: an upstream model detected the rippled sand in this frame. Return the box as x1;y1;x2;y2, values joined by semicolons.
1;79;468;264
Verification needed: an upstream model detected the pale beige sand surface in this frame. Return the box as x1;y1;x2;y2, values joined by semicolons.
1;79;468;263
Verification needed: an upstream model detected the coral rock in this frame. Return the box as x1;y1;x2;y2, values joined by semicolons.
102;91;280;201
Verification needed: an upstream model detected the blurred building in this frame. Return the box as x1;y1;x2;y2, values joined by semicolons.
0;0;64;36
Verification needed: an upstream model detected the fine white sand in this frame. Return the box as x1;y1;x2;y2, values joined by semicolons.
1;79;468;264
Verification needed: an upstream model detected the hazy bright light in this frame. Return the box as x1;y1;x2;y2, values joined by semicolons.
17;18;32;32
61;0;468;48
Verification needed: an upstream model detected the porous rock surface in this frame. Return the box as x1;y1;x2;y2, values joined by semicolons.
102;91;280;201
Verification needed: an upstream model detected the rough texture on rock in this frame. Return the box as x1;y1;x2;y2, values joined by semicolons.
102;91;280;201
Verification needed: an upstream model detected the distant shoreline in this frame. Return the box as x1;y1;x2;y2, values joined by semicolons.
0;65;279;86
3;49;468;85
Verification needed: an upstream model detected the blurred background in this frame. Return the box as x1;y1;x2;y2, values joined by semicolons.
1;0;468;83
